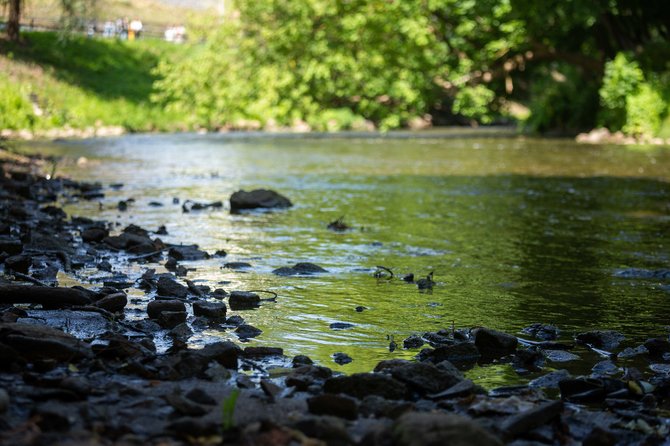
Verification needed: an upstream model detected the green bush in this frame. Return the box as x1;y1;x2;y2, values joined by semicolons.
623;83;666;137
452;85;496;124
598;53;644;131
0;77;35;130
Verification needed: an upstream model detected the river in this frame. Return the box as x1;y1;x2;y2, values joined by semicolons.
18;130;670;387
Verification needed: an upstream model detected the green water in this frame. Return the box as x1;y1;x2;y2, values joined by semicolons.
19;131;670;387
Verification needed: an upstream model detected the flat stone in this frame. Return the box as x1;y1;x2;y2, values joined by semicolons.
168;245;210;261
308;394;358;420
273;262;328;276
529;369;572;389
420;342;480;365
543;350;580;362
324;373;407;400
228;291;260;310
147;299;186;319
474;327;518;359
235;324;262;339
329;322;355;330
390;362;463;395
230;189;292;211
192;301;227;320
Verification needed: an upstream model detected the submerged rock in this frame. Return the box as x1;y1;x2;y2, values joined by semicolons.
333;352;353;365
230;189;292;211
273;262;328;276
576;330;625;350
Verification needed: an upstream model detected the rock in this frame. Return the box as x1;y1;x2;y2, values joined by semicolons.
591;360;620;377
0;322;92;362
333;352;353;365
243;346;283;358
229;291;260;310
403;335;425;349
230;189;292;211
165;392;209;416
168;245;210;261
427;379;476;400
4;254;31;273
186;388;217;406
158;311;187;329
617;345;648;359
260;379;282;400
94;292;127;313
474;327;518;359
389;362;463;395
576;330;625;350
419;342;480;365
273;262;328;276
33;402;74;431
147;299;186;319
644;338;670;358
512;348;545;373
0;388;8;413
59;376;91;396
157;276;189;298
500;400;563;439
324;373;407;400
292;416;352;445
81;227;108;243
543;349;580;362
223;262;252;270
0;236;23;256
522;323;559;341
0;285;91;309
329;322;355;330
235;324;262;339
308;394;358;420
391;412;502;446
293;355;314;367
168;417;219;440
198;341;241;369
529;369;571;389
169;323;193;341
192;301;227;320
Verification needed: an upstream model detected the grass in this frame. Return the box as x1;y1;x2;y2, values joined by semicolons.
0;31;190;132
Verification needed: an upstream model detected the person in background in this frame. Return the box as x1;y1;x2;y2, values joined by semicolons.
130;19;143;40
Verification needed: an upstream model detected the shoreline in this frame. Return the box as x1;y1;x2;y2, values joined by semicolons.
1;150;670;444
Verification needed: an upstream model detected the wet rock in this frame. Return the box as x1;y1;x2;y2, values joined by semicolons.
360;395;414;419
500;400;562;440
474;327;518;359
168;417;220;439
389;361;463;395
333;352;353;365
186;388;217;406
330;322;355;330
543;349;580;362
529;369;572;389
93;333;154;360
512;348;545;373
427;379;476;400
0;236;22;256
230;189;292;211
4;254;31;273
235;324;262;339
576;330;625;350
582;427;617;446
355;306;366;312
308;394;358;420
223;262;252;270
324;373;407;400
243;346;283;358
522;323;559;341
103;232;153;251
416;272;435;290
198;341;241;369
559;378;626;403
211;288;228;299
613;268;670;279
192;301;227;320
285;365;333;390
0;285;91;308
617;345;648;359
182;200;223;213
147;299;186;319
0;322;92;362
644;338;670;358
158;311;187;329
94;292;127;313
419;342;480;366
391;412;502;446
0;388;8;413
169;323;193;341
293;355;314;367
403;334;425;349
592;360;620;377
81;227;108;243
168;244;210;261
229;291;261;310
273;262;328;276
59;376;91;397
97;260;112;272
226;315;245;326
293;416;352;445
165;392;209;416
157;276;189;298
33;402;74;431
214;249;227;257
422;331;452;347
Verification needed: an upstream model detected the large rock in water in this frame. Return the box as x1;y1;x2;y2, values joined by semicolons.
473;328;518;359
229;189;292;211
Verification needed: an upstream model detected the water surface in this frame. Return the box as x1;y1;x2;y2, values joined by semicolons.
20;131;670;387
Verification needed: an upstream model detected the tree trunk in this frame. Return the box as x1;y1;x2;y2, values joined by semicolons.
7;0;22;42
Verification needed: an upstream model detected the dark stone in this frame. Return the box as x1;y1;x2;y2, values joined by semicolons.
158;311;187;329
559;378;610;403
360;395;414;419
355;306;366;312
225;315;245;326
243;346;283;358
0;323;92;362
230;189;292;211
0;236;22;256
576;330;625;350
147;299;186;319
165;392;209;416
427;379;476;400
273;262;328;276
324;373;407;400
235;324;262;339
403;335;425;349
211;288;228;299
293;355;314;367
94;292;127;313
223;262;252;269
192;301;227;320
286;365;333;390
389;362;463;395
229;291;260;310
81;227;108;243
168;417;220;439
420;342;480;365
583;427;617;446
33;403;73;431
292;417;352;445
333;352;353;365
214;249;227;257
157;276;189;298
543;349;580;362
169;323;193;341
198;341;241;369
617;345;648;359
529;369;572;389
512;348;545;373
391;412;502;446
500;400;562;439
473;328;518;359
168;245;210;261
644;338;670;358
522;323;559;341
329;322;355;330
4;254;31;273
308;394;358;420
186;388;217;406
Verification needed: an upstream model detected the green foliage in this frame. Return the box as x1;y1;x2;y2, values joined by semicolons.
623;83;666;137
598;54;644;131
526;64;598;133
221;389;239;431
0;76;35;129
452;86;496;124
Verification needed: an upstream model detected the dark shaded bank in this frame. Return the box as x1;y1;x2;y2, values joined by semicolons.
1;151;670;445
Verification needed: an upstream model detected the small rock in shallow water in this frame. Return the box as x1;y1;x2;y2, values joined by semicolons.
543;349;580;362
157;276;189;298
235;324;262;339
529;369;571;389
591;360;620;377
330;322;355;330
228;291;260;310
230;189;292;211
474;327;518;359
157;311;187;329
223;262;252;270
355;306;367;312
617;345;648;359
308;394;358;419
576;330;625;350
522;323;559;340
333;352;353;365
272;262;328;276
147;299;186;319
192;301;227;320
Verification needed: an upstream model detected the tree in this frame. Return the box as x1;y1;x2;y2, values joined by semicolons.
2;0;96;42
5;0;21;42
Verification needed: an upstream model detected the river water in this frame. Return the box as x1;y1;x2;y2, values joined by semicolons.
19;130;670;387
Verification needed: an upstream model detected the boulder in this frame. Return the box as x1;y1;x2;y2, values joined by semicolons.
94;292;127;313
273;262;328;276
157;276;189;298
420;342;480;365
192;301;227;320
308;394;358;420
230;189;292;211
168;245;210;261
473;328;518;359
324;373;407;400
389;362;463;395
147;299;186;319
229;291;260;310
0;322;92;362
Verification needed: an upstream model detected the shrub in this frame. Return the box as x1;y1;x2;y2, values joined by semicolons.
598;53;643;131
623;83;666;137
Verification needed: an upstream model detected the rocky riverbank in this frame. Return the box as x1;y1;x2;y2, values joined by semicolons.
1;149;670;445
